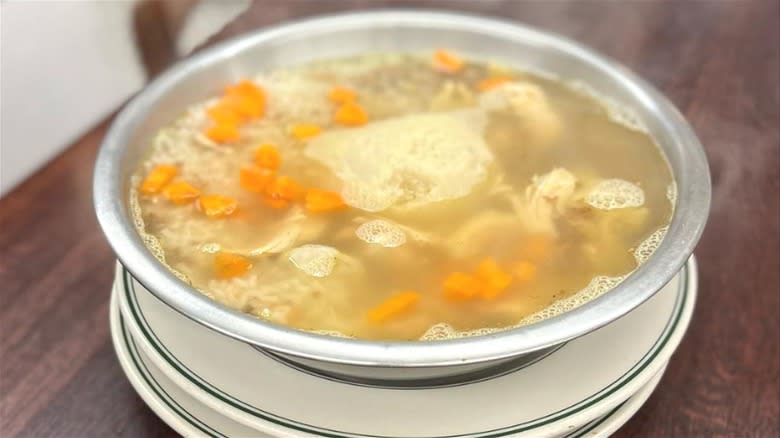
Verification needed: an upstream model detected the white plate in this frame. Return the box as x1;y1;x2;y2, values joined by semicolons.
110;285;266;437
111;286;669;438
116;258;696;437
571;362;666;438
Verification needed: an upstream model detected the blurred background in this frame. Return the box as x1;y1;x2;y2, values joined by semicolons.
0;0;250;196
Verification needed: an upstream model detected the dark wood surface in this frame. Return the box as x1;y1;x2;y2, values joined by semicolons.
1;1;778;437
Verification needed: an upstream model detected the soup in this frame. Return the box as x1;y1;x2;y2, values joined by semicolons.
132;51;674;341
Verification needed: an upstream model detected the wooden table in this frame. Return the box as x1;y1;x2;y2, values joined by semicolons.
2;1;778;436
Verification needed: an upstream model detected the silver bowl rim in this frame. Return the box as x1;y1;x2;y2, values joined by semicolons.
93;10;710;367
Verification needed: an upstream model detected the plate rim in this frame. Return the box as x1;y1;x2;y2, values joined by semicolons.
116;257;696;437
562;362;666;438
110;289;231;437
111;289;667;438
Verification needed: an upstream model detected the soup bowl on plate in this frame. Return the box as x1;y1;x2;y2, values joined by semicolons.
94;10;710;384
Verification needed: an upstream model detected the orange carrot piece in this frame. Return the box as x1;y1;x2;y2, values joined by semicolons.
214;252;252;279
305;189;347;213
443;272;483;301
204;123;240;144
225;80;265;101
207;102;243;125
290;124;321;140
432;49;464;73
512;261;537;283
140;165;177;195
367;291;420;323
162;181;201;205
239;165;275;193
264;176;302;208
198;195;238;218
334;102;369;126
269;176;303;199
476;258;513;299
254;144;281;170
478;76;512;91
225;94;264;119
328;86;357;104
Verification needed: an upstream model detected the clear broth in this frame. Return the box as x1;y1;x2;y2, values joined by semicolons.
133;53;674;340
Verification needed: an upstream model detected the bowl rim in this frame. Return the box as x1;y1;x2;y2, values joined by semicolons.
93;9;710;367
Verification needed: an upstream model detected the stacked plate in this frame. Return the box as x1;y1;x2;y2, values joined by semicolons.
111;258;697;437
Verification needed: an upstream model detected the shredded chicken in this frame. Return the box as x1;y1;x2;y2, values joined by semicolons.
199;207;324;257
479;81;562;146
429;80;477;111
304;112;493;212
510;168;578;235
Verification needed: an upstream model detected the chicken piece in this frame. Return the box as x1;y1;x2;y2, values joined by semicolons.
429;80;477;111
199;207;325;257
304;112;493;212
479;81;561;146
201;226;301;257
510;168;578;235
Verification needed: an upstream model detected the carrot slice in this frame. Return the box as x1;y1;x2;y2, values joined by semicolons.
328;86;357;104
214;252;252;279
206;102;243;125
225;80;265;101
443;272;482;301
264;176;302;208
476;258;513;299
254;144;281;170
224;94;264;119
367;291;420;323
140;165;177;195
290;124;321;140
512;261;537;283
198;195;238;218
204;123;240;144
162;181;201;205
334;102;369;126
268;176;302;199
305;189;347;213
478;76;512;91
432;49;464;73
239;165;275;193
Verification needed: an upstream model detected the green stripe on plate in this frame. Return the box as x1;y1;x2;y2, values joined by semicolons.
120;315;226;437
563;402;623;438
119;303;632;438
122;265;687;438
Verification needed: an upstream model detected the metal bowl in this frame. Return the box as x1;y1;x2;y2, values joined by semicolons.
94;11;710;383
